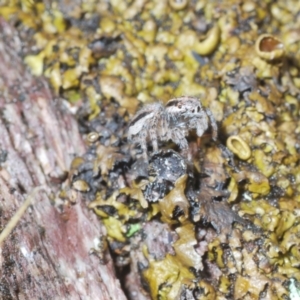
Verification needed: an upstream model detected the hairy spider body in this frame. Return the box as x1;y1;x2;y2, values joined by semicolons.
128;96;218;160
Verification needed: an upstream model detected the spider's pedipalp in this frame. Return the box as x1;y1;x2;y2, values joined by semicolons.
193;112;209;138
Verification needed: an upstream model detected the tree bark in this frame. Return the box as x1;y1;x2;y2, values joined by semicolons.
0;18;127;300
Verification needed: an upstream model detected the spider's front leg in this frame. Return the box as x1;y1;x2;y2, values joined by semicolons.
171;128;191;160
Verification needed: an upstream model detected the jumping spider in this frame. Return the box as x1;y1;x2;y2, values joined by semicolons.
128;96;218;160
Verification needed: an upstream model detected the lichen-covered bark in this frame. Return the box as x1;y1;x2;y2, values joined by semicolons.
0;18;127;300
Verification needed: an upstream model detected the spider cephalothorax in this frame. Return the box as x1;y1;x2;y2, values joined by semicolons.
165;96;217;148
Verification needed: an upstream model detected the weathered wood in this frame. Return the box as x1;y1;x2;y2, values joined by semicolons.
0;18;127;300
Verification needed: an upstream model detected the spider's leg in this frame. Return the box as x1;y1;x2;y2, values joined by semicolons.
149;127;158;152
172;128;188;150
137;132;148;162
159;114;168;142
171;128;191;160
140;140;148;161
206;108;218;141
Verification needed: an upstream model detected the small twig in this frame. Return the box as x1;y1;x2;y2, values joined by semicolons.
0;185;46;246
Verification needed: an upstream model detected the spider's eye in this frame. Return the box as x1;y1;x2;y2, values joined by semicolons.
192;109;195;113
197;106;200;112
178;105;182;109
